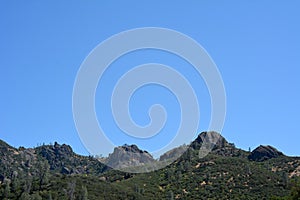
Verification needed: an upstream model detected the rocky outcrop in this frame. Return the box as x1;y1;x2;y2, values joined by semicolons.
35;142;108;174
248;145;284;161
106;144;155;169
0;140;107;178
36;142;74;170
190;132;244;157
159;145;188;161
191;131;228;150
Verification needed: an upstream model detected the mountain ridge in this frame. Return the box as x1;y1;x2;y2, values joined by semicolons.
1;131;300;199
0;131;293;172
0;131;291;161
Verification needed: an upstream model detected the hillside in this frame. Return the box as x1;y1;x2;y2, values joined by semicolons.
0;131;299;199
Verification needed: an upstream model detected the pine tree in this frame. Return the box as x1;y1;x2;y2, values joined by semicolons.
48;193;53;200
168;190;174;200
31;193;42;200
3;181;10;199
66;181;76;200
19;192;31;200
11;171;21;196
79;185;88;200
36;159;50;191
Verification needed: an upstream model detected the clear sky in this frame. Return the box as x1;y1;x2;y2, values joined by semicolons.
1;1;299;157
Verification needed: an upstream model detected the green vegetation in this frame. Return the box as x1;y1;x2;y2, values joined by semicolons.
1;133;300;199
271;178;300;200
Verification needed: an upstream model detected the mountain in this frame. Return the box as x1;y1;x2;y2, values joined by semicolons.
0;131;300;199
105;144;155;169
191;131;245;157
248;145;284;161
0;140;108;179
35;142;108;174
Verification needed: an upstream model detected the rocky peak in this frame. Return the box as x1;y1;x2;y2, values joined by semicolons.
121;144;146;154
34;142;107;174
105;144;155;170
53;142;74;156
191;131;229;150
37;142;74;162
190;131;244;157
248;145;284;161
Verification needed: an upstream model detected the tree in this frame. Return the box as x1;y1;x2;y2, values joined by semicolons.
31;193;42;200
48;193;53;200
19;192;31;200
78;185;88;200
23;177;32;194
65;181;76;200
36;160;50;191
247;164;251;175
3;181;11;199
289;179;300;200
272;178;300;200
282;172;289;189
184;161;191;171
11;171;21;195
167;190;174;200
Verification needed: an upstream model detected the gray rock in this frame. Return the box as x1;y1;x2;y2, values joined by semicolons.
106;144;155;169
248;145;284;161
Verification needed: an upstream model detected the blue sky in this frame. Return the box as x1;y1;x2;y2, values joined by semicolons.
1;1;299;157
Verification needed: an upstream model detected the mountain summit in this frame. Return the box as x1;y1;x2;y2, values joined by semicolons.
191;131;229;150
105;144;155;169
248;145;284;161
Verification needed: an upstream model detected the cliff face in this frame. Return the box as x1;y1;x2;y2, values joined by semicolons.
105;144;155;169
191;131;229;150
